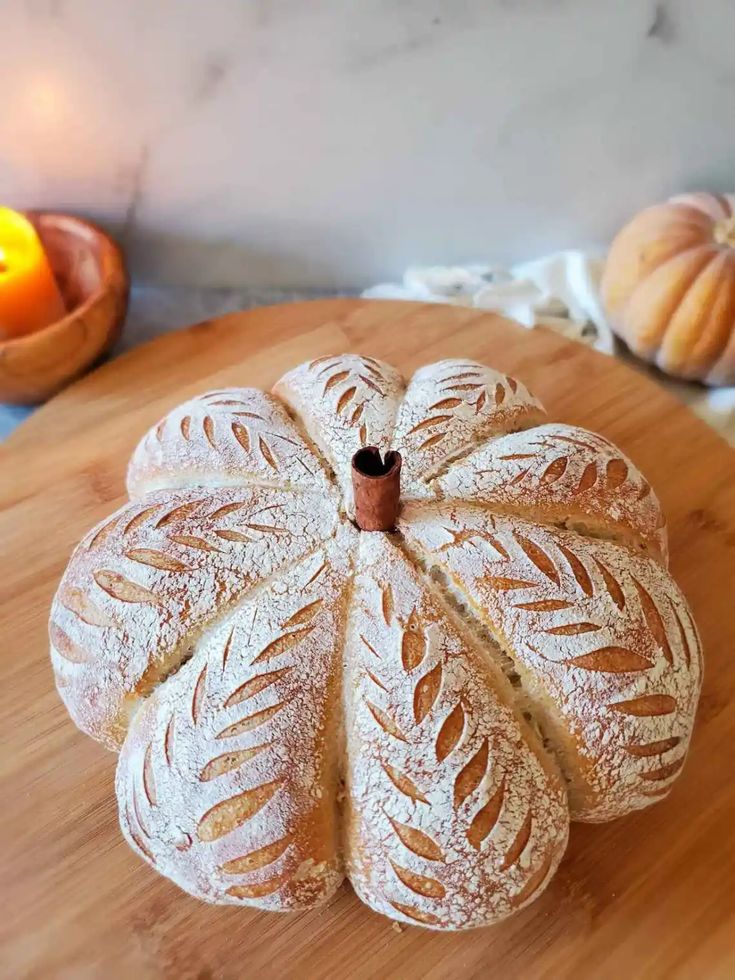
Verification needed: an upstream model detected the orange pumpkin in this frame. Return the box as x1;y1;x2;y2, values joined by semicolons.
601;193;735;385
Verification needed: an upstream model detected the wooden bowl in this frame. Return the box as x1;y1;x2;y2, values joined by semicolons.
0;212;129;404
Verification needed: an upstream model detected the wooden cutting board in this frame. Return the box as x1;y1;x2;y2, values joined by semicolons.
2;299;735;980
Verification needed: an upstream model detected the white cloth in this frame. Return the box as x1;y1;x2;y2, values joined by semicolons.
364;252;735;446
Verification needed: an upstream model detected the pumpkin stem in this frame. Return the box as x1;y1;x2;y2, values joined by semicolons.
713;215;735;248
351;447;402;531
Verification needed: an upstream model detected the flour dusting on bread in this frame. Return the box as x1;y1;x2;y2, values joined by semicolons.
49;353;702;929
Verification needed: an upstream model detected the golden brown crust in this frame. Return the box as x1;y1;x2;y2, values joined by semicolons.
399;502;701;821
49;353;703;929
274;355;404;515
116;534;354;909
50;486;339;748
392;359;546;496
343;535;568;929
436;423;668;562
127;387;334;498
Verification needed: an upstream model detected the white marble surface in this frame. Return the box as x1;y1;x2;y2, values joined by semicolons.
1;0;735;287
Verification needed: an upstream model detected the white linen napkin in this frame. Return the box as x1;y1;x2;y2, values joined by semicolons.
364;251;735;446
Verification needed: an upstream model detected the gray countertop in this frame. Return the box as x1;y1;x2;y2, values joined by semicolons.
0;285;343;442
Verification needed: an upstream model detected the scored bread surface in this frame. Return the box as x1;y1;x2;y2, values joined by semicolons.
344;533;568;929
399;503;701;822
273;355;405;516
50;486;339;749
127;387;334;499
117;529;354;909
392;359;545;496
49;353;702;929
436;423;668;561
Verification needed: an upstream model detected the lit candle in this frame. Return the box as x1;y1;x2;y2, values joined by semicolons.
0;207;66;340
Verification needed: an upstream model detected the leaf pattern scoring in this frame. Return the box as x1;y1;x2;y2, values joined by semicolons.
53;356;701;930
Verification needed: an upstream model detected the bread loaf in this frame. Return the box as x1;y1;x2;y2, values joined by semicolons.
49;354;702;930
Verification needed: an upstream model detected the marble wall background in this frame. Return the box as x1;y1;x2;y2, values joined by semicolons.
1;0;734;287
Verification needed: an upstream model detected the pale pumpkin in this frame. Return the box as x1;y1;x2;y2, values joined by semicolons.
602;193;735;385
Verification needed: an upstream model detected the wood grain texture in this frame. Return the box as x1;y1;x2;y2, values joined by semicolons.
1;299;735;979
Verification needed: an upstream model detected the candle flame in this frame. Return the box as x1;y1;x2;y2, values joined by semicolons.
0;247;6;273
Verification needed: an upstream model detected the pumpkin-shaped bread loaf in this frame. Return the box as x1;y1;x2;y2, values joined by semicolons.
602;192;735;385
49;355;702;931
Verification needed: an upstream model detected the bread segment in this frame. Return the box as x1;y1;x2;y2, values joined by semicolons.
436;423;668;562
50;486;339;748
49;353;703;929
274;355;404;515
343;534;568;929
127;388;333;498
116;530;355;910
392;359;545;498
399;502;702;822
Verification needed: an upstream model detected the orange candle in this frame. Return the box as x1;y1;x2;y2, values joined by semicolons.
0;207;66;340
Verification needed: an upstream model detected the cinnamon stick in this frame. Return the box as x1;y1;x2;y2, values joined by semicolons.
351;447;402;531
